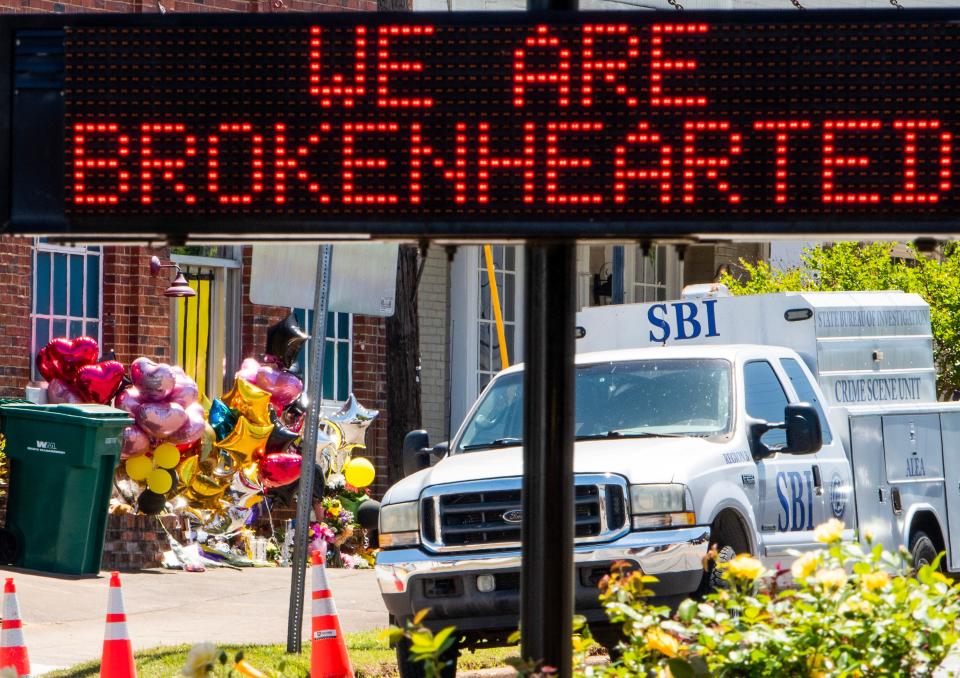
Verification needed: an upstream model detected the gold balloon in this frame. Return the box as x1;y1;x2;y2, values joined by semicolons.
217;416;273;466
147;468;174;494
199;423;217;460
126;454;153;482
222;378;272;427
177;454;199;486
189;473;229;499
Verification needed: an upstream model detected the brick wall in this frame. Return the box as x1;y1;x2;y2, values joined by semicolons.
0;238;34;398
102;514;186;571
351;314;389;497
101;247;174;364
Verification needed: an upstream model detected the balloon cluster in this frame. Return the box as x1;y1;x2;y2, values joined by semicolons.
36;336;125;404
115;358;205;514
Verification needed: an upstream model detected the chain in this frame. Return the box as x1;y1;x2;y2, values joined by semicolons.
789;0;805;9
890;0;903;8
666;0;683;10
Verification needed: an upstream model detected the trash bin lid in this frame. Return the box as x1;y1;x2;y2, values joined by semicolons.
0;402;132;423
51;404;129;417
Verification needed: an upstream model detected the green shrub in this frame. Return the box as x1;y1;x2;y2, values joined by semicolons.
590;519;960;678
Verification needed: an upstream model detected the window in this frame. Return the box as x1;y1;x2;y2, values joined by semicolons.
31;242;102;379
291;309;352;403
744;361;789;448
477;246;518;393
633;245;668;303
780;358;833;444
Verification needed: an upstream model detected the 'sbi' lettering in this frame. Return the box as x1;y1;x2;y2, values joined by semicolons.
647;299;720;343
775;470;814;532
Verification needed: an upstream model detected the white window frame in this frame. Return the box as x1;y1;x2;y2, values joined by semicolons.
475;245;520;395
31;241;104;380
292;308;353;409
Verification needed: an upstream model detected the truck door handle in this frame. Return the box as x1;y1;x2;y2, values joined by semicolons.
812;465;823;496
891;487;903;514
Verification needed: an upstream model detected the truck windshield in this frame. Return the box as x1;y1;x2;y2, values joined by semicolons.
457;358;732;452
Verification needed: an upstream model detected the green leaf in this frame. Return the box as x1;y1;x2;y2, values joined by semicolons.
412;608;431;626
666;658;696;678
678;598;698;623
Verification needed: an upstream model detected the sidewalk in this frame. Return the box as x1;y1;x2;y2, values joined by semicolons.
0;566;386;673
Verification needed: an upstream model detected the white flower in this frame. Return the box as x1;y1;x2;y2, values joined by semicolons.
181;642;219;677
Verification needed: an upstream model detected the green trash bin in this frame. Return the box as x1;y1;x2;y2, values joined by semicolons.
0;403;132;575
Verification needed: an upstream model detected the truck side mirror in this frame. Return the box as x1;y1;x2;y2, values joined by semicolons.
784;403;822;455
403;430;448;476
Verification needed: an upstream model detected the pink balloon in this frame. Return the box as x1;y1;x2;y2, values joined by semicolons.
131;357;176;402
167;402;206;445
115;387;143;416
255;366;303;411
236;358;261;385
46;378;83;404
120;425;151;460
136;401;188;439
169;368;200;408
259;451;302;488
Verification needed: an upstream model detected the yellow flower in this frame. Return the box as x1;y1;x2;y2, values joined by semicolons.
860;570;890;592
839;598;871;615
814;567;848;590
181;642;219;677
813;518;845;544
722;554;766;582
790;552;819;580
645;627;681;658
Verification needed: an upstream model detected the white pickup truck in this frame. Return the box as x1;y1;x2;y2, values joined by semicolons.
376;290;960;675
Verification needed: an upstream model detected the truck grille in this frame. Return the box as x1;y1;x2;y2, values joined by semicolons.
420;475;629;553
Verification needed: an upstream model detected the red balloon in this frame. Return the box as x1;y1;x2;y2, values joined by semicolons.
45;337;99;378
75;361;126;404
259;452;302;488
35;346;64;382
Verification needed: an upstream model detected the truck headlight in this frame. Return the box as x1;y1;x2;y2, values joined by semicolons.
378;501;420;548
629;484;696;530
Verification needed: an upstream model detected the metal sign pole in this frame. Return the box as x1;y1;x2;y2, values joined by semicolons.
286;243;333;653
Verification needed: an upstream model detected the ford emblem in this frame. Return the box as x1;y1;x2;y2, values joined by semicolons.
502;509;523;523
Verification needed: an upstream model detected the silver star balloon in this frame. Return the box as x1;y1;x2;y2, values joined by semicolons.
324;393;379;450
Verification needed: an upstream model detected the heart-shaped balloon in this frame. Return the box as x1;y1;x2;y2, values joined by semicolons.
167;402;206;445
137;401;188;439
120;425;152;460
45;337;100;378
46;377;84;404
75;361;126;404
259;452;302;488
35;345;64;382
131;357;176;402
169;367;200;408
255;366;304;411
115;387;144;416
236;357;261;385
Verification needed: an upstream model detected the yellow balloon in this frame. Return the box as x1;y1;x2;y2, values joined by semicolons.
147;468;173;494
344;457;376;489
153;443;180;470
222;378;272;427
126;454;153;481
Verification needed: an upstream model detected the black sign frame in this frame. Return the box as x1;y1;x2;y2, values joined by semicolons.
5;9;960;240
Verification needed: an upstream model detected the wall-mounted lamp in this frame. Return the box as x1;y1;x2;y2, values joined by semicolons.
149;256;197;298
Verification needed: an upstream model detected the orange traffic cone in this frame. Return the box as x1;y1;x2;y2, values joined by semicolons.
100;571;136;678
0;578;30;677
310;551;354;678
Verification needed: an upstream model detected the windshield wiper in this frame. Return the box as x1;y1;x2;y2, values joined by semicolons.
575;430;687;441
461;437;523;451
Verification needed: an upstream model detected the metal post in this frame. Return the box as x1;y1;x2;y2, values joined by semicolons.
286;244;333;653
521;243;576;675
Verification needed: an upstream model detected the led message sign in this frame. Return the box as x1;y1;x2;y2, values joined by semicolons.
6;11;960;237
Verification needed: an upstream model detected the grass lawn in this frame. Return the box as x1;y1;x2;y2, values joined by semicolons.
42;630;521;677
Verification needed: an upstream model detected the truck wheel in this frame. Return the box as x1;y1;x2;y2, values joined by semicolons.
396;635;459;678
910;531;940;571
698;518;749;595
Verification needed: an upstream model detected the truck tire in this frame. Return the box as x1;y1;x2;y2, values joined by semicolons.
698;518;749;595
910;531;940;571
396;636;459;678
